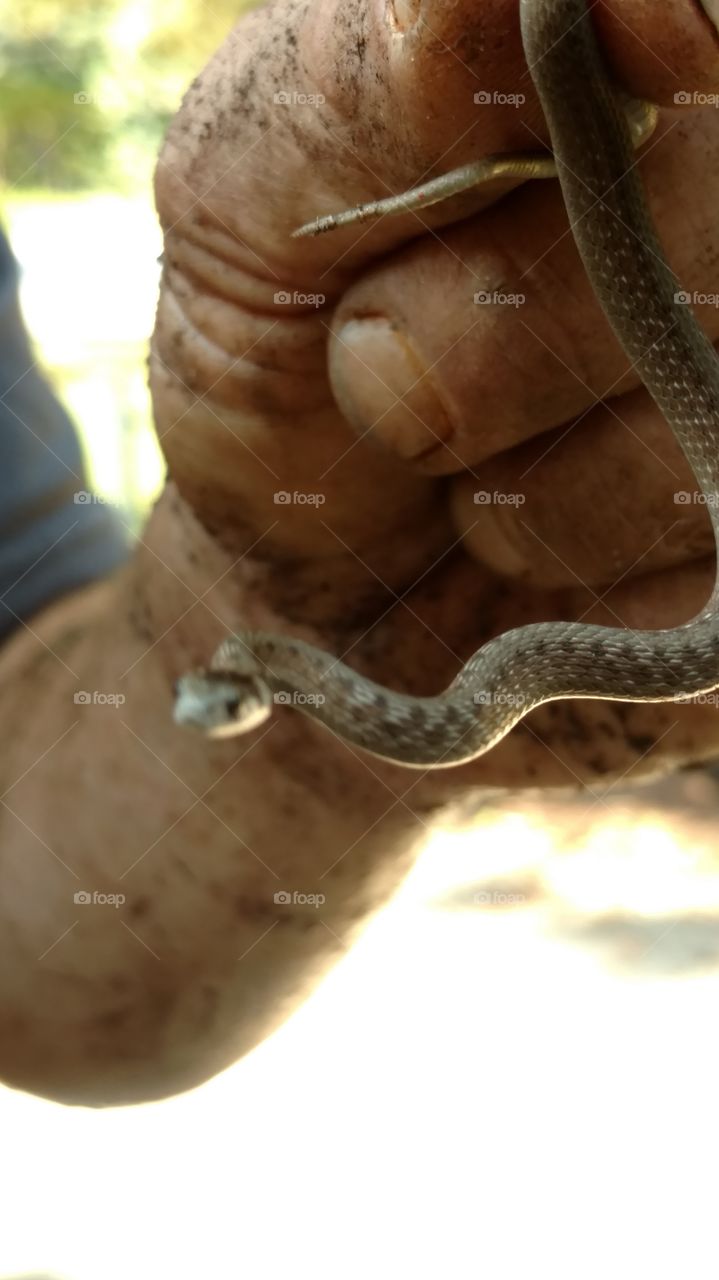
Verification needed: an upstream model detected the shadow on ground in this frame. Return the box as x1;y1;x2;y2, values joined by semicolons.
430;763;719;978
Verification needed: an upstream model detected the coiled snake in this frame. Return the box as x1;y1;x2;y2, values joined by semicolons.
173;0;719;768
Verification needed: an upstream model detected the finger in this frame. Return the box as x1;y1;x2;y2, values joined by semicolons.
289;0;719;265
154;0;535;290
327;107;719;471
449;378;717;588
155;0;719;284
152;0;719;524
152;0;547;577
156;0;545;556
150;0;719;632
292;0;719;266
595;0;719;105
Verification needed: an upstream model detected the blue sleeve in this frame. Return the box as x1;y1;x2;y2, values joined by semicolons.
0;222;130;640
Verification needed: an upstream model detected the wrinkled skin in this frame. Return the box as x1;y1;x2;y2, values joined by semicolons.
2;0;719;1105
154;0;719;792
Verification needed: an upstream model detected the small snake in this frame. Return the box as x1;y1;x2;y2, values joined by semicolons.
173;0;719;768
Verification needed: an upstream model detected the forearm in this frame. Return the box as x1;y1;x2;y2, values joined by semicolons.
0;486;429;1106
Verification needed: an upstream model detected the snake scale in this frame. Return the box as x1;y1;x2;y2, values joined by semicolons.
173;0;719;768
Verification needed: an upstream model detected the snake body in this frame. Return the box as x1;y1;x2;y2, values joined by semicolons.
174;0;719;768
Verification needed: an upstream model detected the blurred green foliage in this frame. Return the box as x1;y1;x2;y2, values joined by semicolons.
0;0;257;192
0;0;260;524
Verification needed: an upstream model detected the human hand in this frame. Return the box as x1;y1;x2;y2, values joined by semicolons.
151;0;719;794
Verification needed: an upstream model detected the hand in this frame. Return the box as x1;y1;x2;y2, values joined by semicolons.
151;0;719;794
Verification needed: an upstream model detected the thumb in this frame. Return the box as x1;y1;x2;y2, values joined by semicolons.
150;0;535;562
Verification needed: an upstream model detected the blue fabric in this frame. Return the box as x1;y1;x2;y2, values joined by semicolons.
0;223;129;639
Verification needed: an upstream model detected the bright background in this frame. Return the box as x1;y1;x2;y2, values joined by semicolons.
2;4;719;1278
3;784;719;1280
1;0;255;526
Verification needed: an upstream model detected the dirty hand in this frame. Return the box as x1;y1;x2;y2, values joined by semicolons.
151;0;719;791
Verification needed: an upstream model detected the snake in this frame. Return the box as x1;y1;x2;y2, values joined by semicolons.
173;0;719;769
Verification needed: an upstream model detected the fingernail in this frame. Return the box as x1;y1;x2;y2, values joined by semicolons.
454;484;528;577
330;317;453;460
475;507;528;576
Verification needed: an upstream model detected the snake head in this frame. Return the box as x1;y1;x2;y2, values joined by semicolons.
173;669;273;739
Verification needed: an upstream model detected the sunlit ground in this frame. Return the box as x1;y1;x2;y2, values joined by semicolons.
2;195;719;1279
